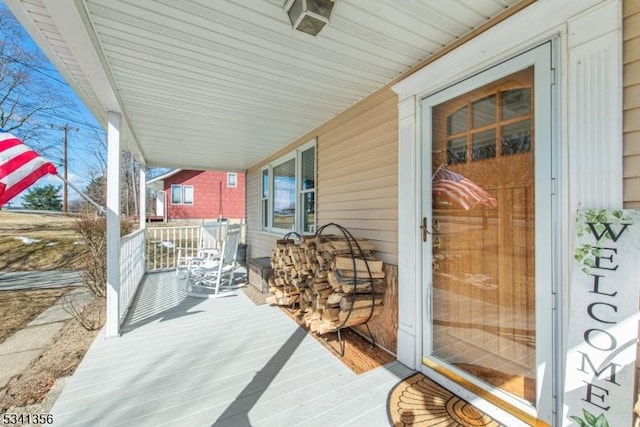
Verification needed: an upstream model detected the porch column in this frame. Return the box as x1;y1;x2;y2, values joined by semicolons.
139;166;146;229
106;111;121;338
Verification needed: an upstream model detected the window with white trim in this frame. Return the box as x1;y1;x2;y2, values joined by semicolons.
170;184;194;205
261;169;269;230
261;140;316;234
227;172;237;188
299;145;315;233
183;185;194;205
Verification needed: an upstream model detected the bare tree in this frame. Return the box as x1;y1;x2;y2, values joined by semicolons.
1;7;165;218
0;6;73;156
75;138;164;216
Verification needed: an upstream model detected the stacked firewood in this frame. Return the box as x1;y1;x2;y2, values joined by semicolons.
266;234;385;335
265;237;308;306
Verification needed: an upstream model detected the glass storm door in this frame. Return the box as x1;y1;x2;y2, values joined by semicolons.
421;44;554;421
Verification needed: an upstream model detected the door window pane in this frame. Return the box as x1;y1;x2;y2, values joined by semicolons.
472;95;496;128
502;88;531;120
472;129;496;161
501;120;532;155
447;107;467;135
447;137;467;165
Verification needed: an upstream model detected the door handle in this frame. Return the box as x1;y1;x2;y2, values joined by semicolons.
420;217;431;242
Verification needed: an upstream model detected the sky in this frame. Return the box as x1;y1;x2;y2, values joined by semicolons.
1;1;106;207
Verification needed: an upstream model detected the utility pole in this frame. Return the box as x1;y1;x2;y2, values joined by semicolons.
130;154;138;215
52;124;78;212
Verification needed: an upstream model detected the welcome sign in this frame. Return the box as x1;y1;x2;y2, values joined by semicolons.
563;209;640;427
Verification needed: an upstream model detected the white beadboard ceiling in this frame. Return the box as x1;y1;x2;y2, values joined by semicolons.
6;0;524;171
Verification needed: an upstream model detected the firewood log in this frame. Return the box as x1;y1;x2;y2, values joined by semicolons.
337;305;382;324
326;292;343;306
339;294;384;311
335;269;385;279
333;257;383;273
340;282;385;294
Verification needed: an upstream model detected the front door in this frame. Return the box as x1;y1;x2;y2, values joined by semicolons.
421;43;555;422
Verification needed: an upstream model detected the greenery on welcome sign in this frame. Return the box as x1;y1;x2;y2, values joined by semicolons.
570;409;609;427
574;209;635;275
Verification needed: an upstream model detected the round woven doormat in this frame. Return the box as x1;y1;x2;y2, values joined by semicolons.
387;373;504;426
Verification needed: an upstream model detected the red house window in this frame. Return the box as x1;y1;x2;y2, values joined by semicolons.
171;184;194;205
227;172;237;188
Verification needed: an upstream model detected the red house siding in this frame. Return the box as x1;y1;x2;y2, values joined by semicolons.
164;170;245;220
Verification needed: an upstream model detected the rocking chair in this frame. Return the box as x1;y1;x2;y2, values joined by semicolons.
175;220;227;277
185;224;241;298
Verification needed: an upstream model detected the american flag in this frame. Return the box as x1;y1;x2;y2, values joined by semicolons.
432;167;497;211
0;129;58;206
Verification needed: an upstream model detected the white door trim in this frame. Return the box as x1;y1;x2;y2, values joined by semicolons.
393;1;622;425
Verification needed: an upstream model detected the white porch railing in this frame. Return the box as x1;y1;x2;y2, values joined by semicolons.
145;225;200;271
119;228;146;323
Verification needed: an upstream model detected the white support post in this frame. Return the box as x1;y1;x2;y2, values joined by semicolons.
139;167;146;229
105;111;121;338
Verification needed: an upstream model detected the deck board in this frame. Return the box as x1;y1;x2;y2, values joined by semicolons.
51;271;412;426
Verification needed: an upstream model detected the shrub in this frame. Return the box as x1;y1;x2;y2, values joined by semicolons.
68;214;135;330
72;214;135;298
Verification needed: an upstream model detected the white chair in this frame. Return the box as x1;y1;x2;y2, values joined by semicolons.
175;220;227;277
185;224;241;298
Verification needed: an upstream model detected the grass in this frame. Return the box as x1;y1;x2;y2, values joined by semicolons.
0;211;100;410
0;237;85;272
0;211;85;341
0;211;80;237
0;211;85;272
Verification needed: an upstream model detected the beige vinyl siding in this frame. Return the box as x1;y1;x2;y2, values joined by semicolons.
245;2;532;263
317;88;398;265
624;0;640;208
246;87;398;264
245;168;275;260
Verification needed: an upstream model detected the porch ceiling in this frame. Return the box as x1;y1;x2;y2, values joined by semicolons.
6;0;523;171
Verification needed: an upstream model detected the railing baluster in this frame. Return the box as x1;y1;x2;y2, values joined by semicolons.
119;229;145;323
142;225;199;272
153;228;157;271
175;227;180;269
155;228;158;271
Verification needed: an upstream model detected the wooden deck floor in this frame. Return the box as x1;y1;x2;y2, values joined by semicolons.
51;271;413;427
